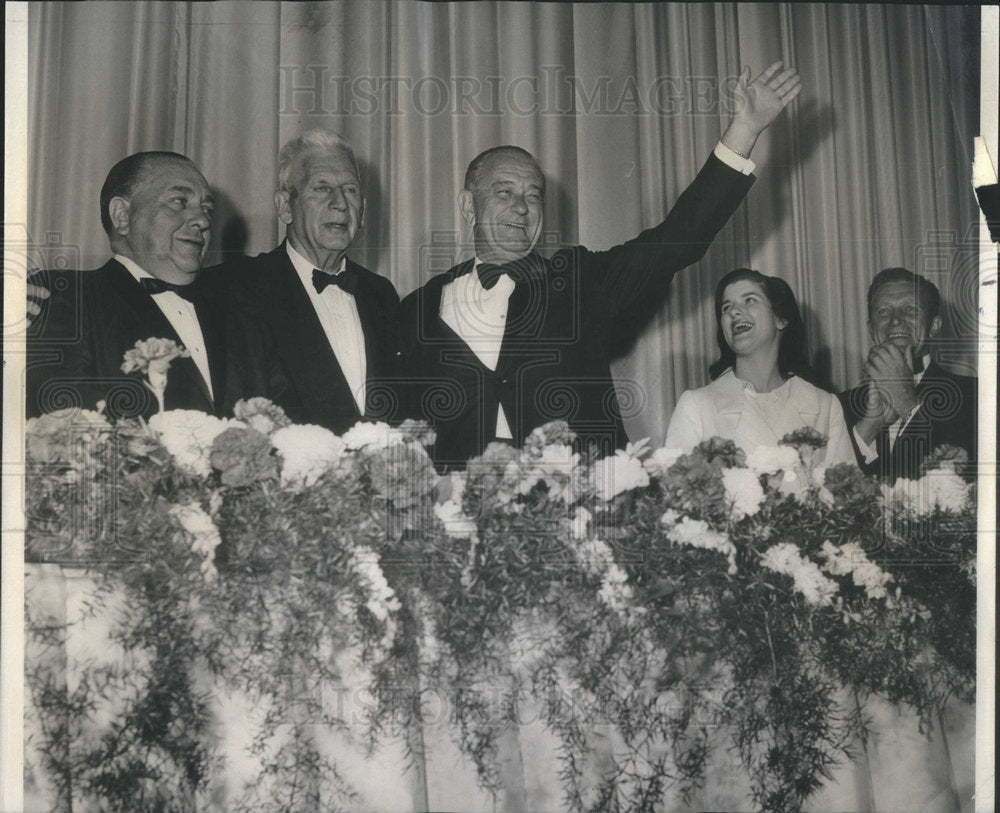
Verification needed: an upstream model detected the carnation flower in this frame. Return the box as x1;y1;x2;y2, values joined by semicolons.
721;467;766;519
210;427;278;486
820;541;893;600
149;410;240;477
26;408;111;468
168;501;222;581
919;444;969;477
664;515;737;574
271;424;347;488
597;563;633;615
643;446;683;478
396;419;437;447
232;397;291;436
511;443;580;502
362;442;438;510
522;420;576;456
434;499;479;540
591;451;650;501
121;338;190;413
575;537;616;579
885;472;971;517
759;543;838;606
745;445;800;476
341;421;405;451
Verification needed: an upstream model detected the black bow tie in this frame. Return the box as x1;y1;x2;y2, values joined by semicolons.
476;262;513;291
312;267;357;295
140;276;206;303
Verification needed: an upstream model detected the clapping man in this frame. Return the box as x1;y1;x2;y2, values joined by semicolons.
27;151;292;419
839;267;977;482
398;62;801;470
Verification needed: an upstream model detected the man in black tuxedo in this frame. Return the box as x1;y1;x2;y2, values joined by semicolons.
838;267;977;483
26;151;291;419
398;63;802;471
230;130;401;433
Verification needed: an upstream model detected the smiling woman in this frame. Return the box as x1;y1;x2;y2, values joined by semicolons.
664;268;857;467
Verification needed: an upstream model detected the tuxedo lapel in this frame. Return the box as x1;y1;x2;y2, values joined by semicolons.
265;247;357;413
350;259;387;382
194;295;227;414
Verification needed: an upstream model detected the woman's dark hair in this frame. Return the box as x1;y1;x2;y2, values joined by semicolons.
708;268;815;382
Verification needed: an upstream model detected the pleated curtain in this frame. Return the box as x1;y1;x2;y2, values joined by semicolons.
26;2;981;443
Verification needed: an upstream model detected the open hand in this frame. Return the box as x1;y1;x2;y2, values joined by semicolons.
722;61;801;157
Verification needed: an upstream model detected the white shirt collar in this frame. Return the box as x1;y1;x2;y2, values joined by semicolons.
286;241;345;278
114;253;155;282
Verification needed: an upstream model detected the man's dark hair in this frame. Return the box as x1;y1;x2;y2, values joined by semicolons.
99;151;194;234
464;146;541;192
866;267;941;320
708;268;815;382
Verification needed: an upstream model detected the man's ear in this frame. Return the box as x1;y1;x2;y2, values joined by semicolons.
273;190;293;226
776;318;788;331
108;197;131;236
928;315;942;339
358;195;366;231
458;189;476;228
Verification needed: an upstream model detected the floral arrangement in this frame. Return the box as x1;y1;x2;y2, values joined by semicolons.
23;342;976;813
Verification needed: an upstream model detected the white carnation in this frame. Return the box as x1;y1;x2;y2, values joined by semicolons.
820;541;893;600
169;501;222;581
271;424;346;487
760;543;838;606
597;563;633;614
665;516;737;574
642;446;683;478
574;536;615;576
149;410;240;477
886;473;971;517
746;445;800;475
592;451;650;501
341;421;405;451
721;467;766;519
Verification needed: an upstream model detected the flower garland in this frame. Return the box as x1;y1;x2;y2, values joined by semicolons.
24;351;976;813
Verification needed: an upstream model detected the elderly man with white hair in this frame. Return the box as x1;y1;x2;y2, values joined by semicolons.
233;129;402;433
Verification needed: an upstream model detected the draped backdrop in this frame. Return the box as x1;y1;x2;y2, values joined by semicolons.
27;2;980;443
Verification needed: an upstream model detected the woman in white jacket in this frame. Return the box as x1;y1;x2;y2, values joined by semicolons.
665;268;856;467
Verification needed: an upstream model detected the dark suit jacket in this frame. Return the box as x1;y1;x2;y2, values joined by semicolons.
397;153;754;470
838;361;977;483
26;259;291;420
228;245;402;433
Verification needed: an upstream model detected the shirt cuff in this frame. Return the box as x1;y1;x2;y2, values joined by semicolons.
714;142;756;175
853;426;879;464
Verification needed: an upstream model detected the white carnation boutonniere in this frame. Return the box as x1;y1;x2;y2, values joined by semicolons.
121;338;190;414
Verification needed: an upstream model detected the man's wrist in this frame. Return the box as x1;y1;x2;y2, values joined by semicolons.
721;119;760;159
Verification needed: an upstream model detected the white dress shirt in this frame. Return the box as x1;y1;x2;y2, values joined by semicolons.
853;354;932;464
440;142;754;441
286;242;367;414
117;254;213;401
